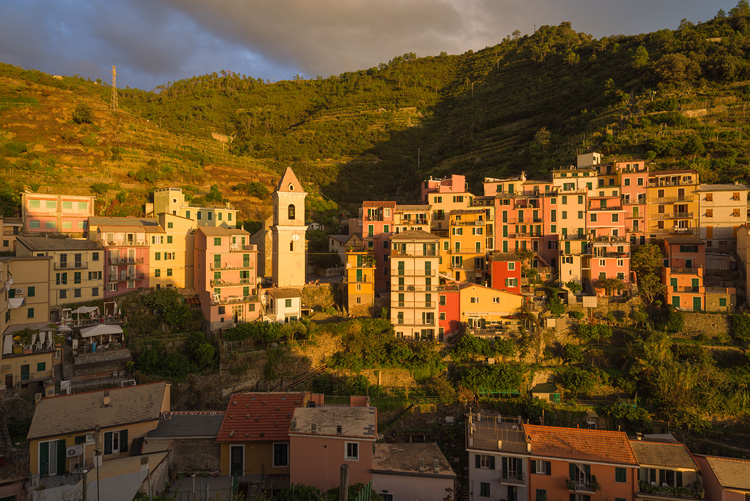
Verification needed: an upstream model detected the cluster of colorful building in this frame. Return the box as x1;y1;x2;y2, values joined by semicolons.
14;383;456;500
334;152;747;341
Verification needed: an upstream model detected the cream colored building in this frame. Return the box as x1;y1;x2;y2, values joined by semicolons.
426;192;473;234
148;187;238;229
698;183;748;252
272;168;308;288
149;213;198;289
390;230;439;340
392;205;431;234
16;237;105;307
0;217;22;253
448;209;491;283
647;170;700;238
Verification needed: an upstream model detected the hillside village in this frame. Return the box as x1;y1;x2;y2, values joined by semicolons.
0;150;749;500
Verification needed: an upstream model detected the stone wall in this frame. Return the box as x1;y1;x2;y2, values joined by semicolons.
682;312;731;337
173;438;221;473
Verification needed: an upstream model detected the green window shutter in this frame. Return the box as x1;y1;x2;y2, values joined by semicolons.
501;456;507;475
584;465;590;477
570;463;575;480
104;432;113;454
39;442;49;477
120;430;128;452
75;435;86;445
475;454;481;468
545;461;551;475
489;455;495;470
57;439;66;475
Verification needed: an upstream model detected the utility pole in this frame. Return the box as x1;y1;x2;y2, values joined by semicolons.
339;464;349;501
110;66;119;110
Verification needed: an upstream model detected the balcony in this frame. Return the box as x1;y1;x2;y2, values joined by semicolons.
112;272;145;282
650;195;694;203
593;252;630;258
394;270;437;277
673;286;700;293
622;198;646;205
500;472;526;486
589;205;623;211
394;319;436;327
454;220;486;226
210;262;254;270
668;227;698;235
344;277;373;284
229;245;252;252
106;240;148;247
393;285;444;292
637;482;704;500
54;261;87;270
110;257;144;265
210;295;259;306
364;215;384;222
651;212;694;220
670;267;702;275
394;301;436;309
391;250;437;257
567;478;598;493
210;278;252;287
625;213;643;219
562;233;588;240
398;219;429;226
593;235;628;244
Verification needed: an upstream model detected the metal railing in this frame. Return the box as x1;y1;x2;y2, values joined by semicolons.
210;295;258;305
229;245;253;252
391;250;437;257
109;257;144;265
670;267;702;275
210;278;252;287
394;301;436;308
209;262;254;270
649;195;694;203
651;212;694;220
54;261;87;270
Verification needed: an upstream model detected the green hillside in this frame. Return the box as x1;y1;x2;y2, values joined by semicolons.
3;5;750;218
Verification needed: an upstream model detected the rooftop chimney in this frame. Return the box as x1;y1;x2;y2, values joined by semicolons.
103;391;111;407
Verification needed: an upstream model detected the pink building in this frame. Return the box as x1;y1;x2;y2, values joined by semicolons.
21;193;95;235
488;252;522;294
421;174;467;203
438;286;460;341
362;201;396;292
93;224;151;297
663;236;706;311
616;161;649;245
289;406;377;492
372;443;456;501
194;227;260;331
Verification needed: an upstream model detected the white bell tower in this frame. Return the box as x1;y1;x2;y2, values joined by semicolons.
271;167;307;288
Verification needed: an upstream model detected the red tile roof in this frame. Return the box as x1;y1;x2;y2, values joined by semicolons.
216;392;306;443
524;425;637;466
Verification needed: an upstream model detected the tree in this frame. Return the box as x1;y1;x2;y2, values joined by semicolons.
565;280;582;295
549;294;565;316
558;367;596;396
653;53;701;84
632;244;664;278
594;277;626;296
631;45;649;69
72;103;93;124
730;0;750;16
636;273;666;306
562;343;584;364
716;8;727;18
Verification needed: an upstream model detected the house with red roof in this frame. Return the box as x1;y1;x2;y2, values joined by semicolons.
216;392;308;490
466;413;638;501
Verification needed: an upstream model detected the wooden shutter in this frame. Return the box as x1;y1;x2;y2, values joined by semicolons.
104;432;113;454
490;456;495;470
475;454;481;468
120;430;128;452
56;440;66;475
502;457;507;475
570;463;576;480
545;461;552;475
39;442;49;477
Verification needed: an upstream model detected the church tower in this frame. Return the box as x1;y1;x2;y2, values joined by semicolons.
271;167;308;288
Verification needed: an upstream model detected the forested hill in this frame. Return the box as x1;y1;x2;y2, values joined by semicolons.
4;5;750;220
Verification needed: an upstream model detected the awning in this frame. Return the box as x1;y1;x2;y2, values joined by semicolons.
72;306;99;315
79;324;123;338
2;335;12;355
57;325;73;333
8;298;24;309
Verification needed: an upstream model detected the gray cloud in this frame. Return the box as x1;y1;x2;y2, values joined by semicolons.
0;0;738;90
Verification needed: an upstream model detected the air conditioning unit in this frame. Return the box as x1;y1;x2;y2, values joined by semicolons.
15;289;22;295
66;445;83;458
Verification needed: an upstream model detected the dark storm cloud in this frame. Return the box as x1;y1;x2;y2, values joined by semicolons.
0;0;738;90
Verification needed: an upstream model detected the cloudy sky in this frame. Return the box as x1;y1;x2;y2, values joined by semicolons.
0;0;736;91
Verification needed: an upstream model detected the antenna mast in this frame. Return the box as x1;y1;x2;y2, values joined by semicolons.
110;66;118;110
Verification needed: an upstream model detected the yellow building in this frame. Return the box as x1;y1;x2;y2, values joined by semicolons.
26;382;170;481
457;283;524;330
0;256;56;394
392;205;431;234
149;187;238;228
149;213;198;289
390;230;440;340
698;183;749;251
345;248;376;316
16;236;105;308
448;209;490;283
647;170;700;238
0;216;22;253
426;192;473;234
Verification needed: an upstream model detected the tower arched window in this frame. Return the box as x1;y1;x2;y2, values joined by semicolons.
290;241;294;252
288;204;296;220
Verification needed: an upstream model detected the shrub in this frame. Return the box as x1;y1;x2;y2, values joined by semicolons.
72;103;93;124
731;314;750;344
558;367;596;396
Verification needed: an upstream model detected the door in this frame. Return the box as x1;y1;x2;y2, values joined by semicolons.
672;296;680;308
4;374;11;388
20;364;29;382
59;254;67;268
693;296;702;311
230;445;244;476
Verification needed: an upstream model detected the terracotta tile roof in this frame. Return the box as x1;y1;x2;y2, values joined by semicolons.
216;392;306;443
524;424;637;466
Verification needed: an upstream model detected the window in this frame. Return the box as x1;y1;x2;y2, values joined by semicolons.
288;204;296;220
46;201;56;209
285;299;293;308
155;252;161;261
37;362;46;372
92;287;99;297
167;269;173;277
734;209;741;217
615;467;627;483
439;312;446;320
207;212;213;220
533;460;551;475
29;220;40;229
476;454;495;469
27;308;34;319
46;221;56;229
154;269;161;278
218;306;225;315
74;289;81;298
273;443;289;467
480;482;491;497
439;295;446;306
74;272;81;284
612;214;619;222
104;430;128;455
720;297;727;307
590;214;597;222
167;236;173;244
214;237;222;246
30;199;40;208
345;442;359;461
27;286;35;297
63;201;73;209
536;490;547;501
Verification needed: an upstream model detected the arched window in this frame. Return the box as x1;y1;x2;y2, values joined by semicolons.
289;183;295;191
290;241;294;252
288;204;296;220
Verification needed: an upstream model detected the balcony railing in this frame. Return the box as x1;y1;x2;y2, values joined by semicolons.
593;252;630;258
394;301;436;309
500;472;526;485
344;277;373;284
670;267;702;275
110;257;144;265
229;245;252;252
566;479;598;493
454;220;486;226
650;195;694;203
393;285;444;292
54;261;87;270
112;272;145;282
589;205;623;211
394;320;436;326
637;482;704;500
651;212;694;220
562;233;588;240
622;198;646;205
210;295;259;306
210;278;252;287
210;262;254;270
672;286;700;293
669;227;698;235
106;240;148;247
394;270;437;277
391;250;437;257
